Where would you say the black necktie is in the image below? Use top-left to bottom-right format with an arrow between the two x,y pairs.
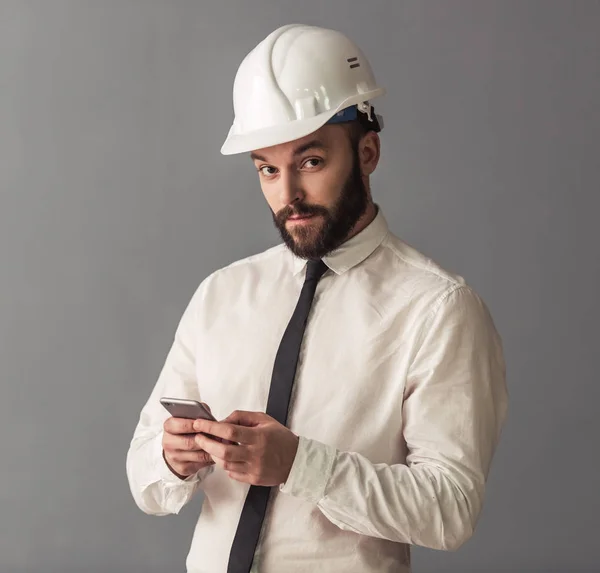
227,258 -> 329,573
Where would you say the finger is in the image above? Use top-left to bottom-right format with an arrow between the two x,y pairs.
211,458 -> 249,473
221,410 -> 267,427
195,433 -> 249,463
226,470 -> 253,484
166,459 -> 215,479
164,417 -> 196,435
166,448 -> 214,465
163,432 -> 205,452
192,419 -> 253,444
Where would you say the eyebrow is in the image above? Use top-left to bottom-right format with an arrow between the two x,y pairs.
250,140 -> 327,163
293,140 -> 326,157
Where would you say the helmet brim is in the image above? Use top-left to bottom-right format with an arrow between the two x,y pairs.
220,88 -> 385,155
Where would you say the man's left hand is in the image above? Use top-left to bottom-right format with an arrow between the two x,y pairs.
193,411 -> 299,486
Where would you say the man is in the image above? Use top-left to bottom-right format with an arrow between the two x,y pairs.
126,24 -> 508,573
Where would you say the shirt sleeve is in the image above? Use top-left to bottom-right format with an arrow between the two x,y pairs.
126,283 -> 215,516
280,285 -> 508,551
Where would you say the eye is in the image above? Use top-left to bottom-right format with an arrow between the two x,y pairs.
258,165 -> 278,177
302,158 -> 323,170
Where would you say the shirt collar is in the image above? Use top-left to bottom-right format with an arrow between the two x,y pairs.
291,205 -> 389,276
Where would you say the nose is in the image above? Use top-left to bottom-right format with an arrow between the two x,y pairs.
278,169 -> 304,208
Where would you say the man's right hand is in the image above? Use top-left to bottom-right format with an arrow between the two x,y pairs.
162,409 -> 216,480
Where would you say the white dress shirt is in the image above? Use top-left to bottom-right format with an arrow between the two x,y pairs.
126,207 -> 508,573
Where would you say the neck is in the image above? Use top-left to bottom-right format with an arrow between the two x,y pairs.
344,201 -> 378,243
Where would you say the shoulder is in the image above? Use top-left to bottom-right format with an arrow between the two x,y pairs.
372,232 -> 471,304
181,243 -> 289,319
373,232 -> 501,334
381,232 -> 466,287
197,242 -> 290,294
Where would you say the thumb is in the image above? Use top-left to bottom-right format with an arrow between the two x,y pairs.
222,409 -> 267,427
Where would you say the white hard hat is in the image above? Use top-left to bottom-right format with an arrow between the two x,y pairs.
220,24 -> 386,155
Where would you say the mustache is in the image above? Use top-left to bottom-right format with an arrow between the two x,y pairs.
275,203 -> 328,224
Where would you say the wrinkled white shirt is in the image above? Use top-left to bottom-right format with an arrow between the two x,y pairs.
126,207 -> 508,573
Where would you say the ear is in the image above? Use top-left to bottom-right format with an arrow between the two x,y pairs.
358,131 -> 380,177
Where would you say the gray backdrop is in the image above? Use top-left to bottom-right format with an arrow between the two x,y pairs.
2,1 -> 599,572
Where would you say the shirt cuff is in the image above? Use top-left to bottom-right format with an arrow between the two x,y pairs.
279,436 -> 337,504
154,432 -> 213,485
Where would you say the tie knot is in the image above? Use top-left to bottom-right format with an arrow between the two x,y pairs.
305,259 -> 328,282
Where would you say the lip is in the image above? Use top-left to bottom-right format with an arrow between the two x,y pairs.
288,214 -> 316,221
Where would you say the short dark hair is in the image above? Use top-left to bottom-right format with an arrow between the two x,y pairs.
346,105 -> 381,148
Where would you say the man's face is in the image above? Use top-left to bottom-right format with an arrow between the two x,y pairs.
250,124 -> 369,260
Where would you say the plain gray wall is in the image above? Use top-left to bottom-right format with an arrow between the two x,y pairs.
2,1 -> 599,572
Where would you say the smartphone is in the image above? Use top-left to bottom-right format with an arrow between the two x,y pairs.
160,397 -> 216,421
160,397 -> 228,443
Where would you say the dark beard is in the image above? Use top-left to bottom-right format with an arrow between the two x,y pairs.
271,149 -> 368,260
